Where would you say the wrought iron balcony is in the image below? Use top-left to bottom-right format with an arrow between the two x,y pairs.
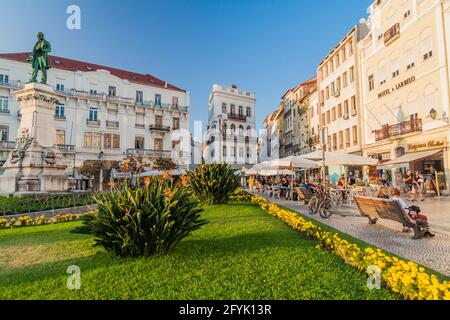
86,119 -> 101,127
375,118 -> 422,141
309,135 -> 320,146
57,144 -> 76,153
126,149 -> 171,158
149,124 -> 171,132
0,141 -> 16,150
54,115 -> 66,120
106,120 -> 120,129
135,123 -> 145,129
384,23 -> 400,46
228,113 -> 247,122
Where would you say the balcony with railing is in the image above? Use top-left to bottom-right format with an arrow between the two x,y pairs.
228,113 -> 247,122
149,124 -> 171,132
0,80 -> 24,90
0,141 -> 16,150
57,144 -> 76,153
86,119 -> 101,127
126,149 -> 171,158
309,135 -> 320,146
384,23 -> 400,46
106,120 -> 120,129
375,118 -> 422,141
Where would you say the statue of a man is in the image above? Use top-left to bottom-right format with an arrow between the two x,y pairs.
27,32 -> 52,84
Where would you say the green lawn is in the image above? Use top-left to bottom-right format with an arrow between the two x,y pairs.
0,203 -> 399,300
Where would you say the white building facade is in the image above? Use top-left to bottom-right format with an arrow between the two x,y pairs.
0,53 -> 191,172
258,107 -> 283,162
204,84 -> 257,167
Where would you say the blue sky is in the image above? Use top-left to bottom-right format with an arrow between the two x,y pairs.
0,0 -> 371,136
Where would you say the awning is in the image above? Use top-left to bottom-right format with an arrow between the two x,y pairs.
381,149 -> 443,166
303,151 -> 378,166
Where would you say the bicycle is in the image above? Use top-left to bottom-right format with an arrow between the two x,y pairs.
308,184 -> 333,219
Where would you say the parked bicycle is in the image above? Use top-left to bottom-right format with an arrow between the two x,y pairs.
307,184 -> 333,219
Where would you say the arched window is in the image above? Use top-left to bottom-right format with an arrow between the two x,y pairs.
377,60 -> 386,85
421,28 -> 433,61
402,42 -> 414,71
407,92 -> 419,117
246,126 -> 252,138
390,51 -> 400,78
424,85 -> 437,114
392,98 -> 404,123
238,125 -> 244,137
230,124 -> 236,136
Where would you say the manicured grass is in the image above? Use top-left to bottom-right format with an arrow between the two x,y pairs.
0,203 -> 399,300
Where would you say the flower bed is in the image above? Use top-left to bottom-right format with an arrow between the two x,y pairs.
0,213 -> 85,230
250,194 -> 449,300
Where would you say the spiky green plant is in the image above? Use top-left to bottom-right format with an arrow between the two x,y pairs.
76,177 -> 206,258
187,164 -> 240,205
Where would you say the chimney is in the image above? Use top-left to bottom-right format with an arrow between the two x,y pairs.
164,81 -> 168,88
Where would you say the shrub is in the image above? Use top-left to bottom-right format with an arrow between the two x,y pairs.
78,177 -> 206,257
187,164 -> 240,205
230,189 -> 252,202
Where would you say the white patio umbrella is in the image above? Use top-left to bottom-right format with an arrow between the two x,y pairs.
302,150 -> 378,166
269,156 -> 318,169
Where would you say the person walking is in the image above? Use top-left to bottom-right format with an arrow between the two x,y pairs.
413,170 -> 424,202
403,169 -> 415,201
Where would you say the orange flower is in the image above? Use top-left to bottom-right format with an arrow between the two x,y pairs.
181,175 -> 188,187
162,172 -> 170,180
107,180 -> 116,188
164,189 -> 172,198
143,177 -> 151,186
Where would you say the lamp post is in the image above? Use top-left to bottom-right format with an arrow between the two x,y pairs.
98,150 -> 104,191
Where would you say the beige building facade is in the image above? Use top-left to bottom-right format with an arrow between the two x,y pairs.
359,0 -> 450,191
318,24 -> 369,157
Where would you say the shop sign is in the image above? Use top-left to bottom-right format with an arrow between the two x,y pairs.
378,76 -> 415,99
407,139 -> 446,152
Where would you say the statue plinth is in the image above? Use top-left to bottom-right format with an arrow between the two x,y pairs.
0,83 -> 69,195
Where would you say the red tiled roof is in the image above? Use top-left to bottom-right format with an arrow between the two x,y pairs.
0,52 -> 186,92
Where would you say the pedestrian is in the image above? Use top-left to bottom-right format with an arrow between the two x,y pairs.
403,169 -> 415,201
413,170 -> 424,202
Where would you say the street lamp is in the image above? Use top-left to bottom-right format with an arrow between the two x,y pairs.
98,150 -> 104,191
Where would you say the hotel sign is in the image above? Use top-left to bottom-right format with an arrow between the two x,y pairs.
407,139 -> 446,152
378,76 -> 415,99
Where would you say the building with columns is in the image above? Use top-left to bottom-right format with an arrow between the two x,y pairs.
359,0 -> 450,191
0,53 -> 191,175
204,84 -> 257,167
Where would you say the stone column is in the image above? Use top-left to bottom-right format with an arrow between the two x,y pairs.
0,83 -> 69,195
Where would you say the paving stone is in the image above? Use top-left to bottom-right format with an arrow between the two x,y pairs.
255,193 -> 450,276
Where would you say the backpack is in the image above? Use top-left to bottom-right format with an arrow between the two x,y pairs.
408,205 -> 421,214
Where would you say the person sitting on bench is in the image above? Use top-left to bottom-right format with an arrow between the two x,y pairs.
391,188 -> 435,237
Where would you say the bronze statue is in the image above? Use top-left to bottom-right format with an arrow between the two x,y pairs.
27,32 -> 52,84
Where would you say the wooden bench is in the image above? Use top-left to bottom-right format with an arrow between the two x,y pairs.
296,187 -> 314,205
354,196 -> 430,239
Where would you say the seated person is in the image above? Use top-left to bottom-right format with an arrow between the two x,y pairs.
391,188 -> 434,237
337,176 -> 347,189
376,186 -> 390,199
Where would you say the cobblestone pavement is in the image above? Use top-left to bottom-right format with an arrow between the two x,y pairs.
254,192 -> 450,276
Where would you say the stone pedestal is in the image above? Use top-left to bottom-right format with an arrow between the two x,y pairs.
0,83 -> 69,196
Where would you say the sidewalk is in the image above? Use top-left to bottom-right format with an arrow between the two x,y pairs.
254,192 -> 450,276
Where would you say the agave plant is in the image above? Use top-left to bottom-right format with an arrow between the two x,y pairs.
186,164 -> 240,205
77,177 -> 206,258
